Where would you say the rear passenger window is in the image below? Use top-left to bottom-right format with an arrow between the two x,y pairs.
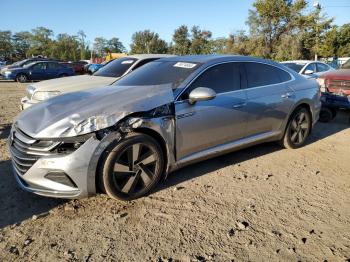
181,63 -> 241,100
245,63 -> 287,88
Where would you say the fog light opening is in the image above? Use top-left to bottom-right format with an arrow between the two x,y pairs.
44,172 -> 77,188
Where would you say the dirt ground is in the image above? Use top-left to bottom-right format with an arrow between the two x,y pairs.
0,80 -> 349,261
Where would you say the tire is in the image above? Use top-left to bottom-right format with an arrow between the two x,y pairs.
281,107 -> 312,149
99,133 -> 164,201
58,74 -> 67,78
319,107 -> 333,123
16,74 -> 28,83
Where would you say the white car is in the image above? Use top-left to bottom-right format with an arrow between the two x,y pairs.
20,54 -> 174,110
281,60 -> 334,78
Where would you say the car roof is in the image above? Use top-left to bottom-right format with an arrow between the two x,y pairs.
157,54 -> 281,66
128,54 -> 176,60
281,60 -> 318,64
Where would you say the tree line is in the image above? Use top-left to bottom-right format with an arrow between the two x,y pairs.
1,0 -> 349,62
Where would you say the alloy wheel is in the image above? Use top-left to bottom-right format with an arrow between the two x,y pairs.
112,142 -> 159,195
289,111 -> 310,145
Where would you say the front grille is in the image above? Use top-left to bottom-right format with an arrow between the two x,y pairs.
328,80 -> 350,90
9,126 -> 60,176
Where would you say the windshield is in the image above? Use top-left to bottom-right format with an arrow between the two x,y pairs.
94,57 -> 137,77
282,63 -> 305,73
115,61 -> 200,89
23,62 -> 37,68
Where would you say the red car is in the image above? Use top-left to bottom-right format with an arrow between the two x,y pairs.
317,62 -> 350,122
59,61 -> 88,75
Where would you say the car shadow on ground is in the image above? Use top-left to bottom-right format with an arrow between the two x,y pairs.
157,110 -> 350,193
0,160 -> 66,229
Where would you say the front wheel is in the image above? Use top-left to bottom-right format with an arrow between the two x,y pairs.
281,107 -> 312,149
99,133 -> 164,201
16,74 -> 28,83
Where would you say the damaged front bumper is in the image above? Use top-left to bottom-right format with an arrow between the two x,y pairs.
8,127 -> 103,199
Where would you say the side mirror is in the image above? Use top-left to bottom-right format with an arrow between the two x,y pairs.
188,87 -> 216,105
304,69 -> 314,75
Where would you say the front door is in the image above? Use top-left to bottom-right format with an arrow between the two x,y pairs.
175,62 -> 248,160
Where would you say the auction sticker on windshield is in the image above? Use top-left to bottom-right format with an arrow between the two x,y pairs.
121,60 -> 135,64
174,62 -> 197,69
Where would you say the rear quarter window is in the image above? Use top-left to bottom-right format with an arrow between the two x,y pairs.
245,62 -> 290,88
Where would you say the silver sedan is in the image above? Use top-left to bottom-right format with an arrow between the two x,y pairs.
9,55 -> 321,200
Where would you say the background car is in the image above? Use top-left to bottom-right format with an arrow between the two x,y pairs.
316,67 -> 350,122
1,61 -> 75,82
9,55 -> 321,201
0,57 -> 56,72
20,54 -> 174,110
281,60 -> 334,78
85,60 -> 113,75
341,59 -> 350,69
59,61 -> 88,75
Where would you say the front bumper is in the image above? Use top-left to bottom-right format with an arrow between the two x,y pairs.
9,132 -> 101,199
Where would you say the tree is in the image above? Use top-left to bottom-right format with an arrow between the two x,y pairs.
130,30 -> 168,54
107,37 -> 126,53
190,26 -> 212,54
93,37 -> 108,57
0,30 -> 13,60
12,31 -> 32,59
247,0 -> 308,59
172,25 -> 191,55
27,27 -> 54,57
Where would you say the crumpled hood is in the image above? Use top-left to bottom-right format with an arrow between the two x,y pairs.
15,84 -> 174,139
30,75 -> 117,93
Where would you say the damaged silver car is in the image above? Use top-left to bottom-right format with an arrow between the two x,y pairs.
8,55 -> 321,200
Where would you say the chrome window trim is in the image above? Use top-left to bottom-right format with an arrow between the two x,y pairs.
175,60 -> 295,103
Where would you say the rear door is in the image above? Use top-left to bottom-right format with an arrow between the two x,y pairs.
243,62 -> 294,137
175,62 -> 248,159
46,62 -> 61,78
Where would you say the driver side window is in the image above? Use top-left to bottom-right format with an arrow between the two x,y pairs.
180,62 -> 241,100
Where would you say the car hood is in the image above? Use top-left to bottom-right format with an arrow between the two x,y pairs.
15,84 -> 174,139
30,75 -> 117,93
320,69 -> 350,80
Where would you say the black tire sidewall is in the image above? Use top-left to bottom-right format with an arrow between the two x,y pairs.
100,133 -> 164,201
285,108 -> 311,149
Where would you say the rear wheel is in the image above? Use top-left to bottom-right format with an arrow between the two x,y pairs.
99,133 -> 164,201
16,74 -> 28,83
281,107 -> 311,149
319,107 -> 333,123
58,73 -> 67,78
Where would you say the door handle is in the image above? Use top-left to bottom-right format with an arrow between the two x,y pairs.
281,92 -> 292,99
232,103 -> 246,108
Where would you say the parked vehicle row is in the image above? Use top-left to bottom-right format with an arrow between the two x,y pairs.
20,54 -> 174,110
281,60 -> 334,78
8,54 -> 321,201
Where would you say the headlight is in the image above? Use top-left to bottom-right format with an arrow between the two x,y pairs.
4,71 -> 12,75
316,78 -> 326,92
32,91 -> 61,101
26,85 -> 36,98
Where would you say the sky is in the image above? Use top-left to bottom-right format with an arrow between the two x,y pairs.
1,0 -> 349,50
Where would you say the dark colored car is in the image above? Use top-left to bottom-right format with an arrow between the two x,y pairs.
60,61 -> 88,75
1,61 -> 75,82
2,58 -> 55,71
317,68 -> 350,122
